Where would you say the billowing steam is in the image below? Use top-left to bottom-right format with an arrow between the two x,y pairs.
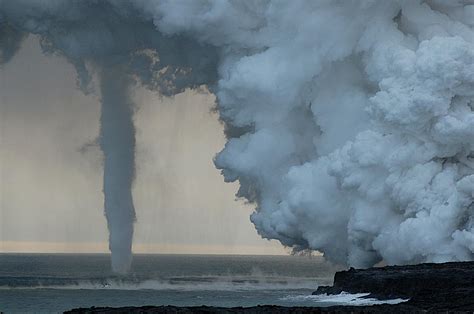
1,0 -> 474,270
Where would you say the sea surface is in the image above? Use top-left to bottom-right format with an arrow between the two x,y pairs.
0,254 -> 401,313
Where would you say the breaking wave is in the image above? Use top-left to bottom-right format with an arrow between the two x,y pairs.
280,292 -> 408,306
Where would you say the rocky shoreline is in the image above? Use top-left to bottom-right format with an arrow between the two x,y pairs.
313,261 -> 474,312
67,261 -> 474,313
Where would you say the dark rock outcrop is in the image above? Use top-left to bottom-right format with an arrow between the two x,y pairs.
65,304 -> 422,313
314,261 -> 474,311
67,261 -> 474,313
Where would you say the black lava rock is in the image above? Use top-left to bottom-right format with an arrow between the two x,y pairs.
313,261 -> 474,311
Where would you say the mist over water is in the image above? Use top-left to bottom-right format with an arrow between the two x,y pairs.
0,254 -> 343,312
1,1 -> 474,270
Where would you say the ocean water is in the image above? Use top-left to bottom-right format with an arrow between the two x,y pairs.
0,254 -> 402,313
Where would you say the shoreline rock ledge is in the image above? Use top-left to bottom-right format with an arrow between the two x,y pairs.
68,261 -> 474,313
313,261 -> 474,311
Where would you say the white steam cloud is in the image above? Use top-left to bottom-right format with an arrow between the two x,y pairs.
1,0 -> 474,269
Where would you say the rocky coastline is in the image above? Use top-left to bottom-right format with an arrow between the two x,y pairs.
67,261 -> 474,313
314,260 -> 474,312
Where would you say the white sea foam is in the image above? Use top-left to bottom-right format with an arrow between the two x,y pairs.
280,292 -> 408,306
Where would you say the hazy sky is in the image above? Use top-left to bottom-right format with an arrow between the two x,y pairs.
0,35 -> 286,255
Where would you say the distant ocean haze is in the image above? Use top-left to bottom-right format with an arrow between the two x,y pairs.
0,254 -> 341,312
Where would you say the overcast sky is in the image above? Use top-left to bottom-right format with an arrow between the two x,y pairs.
0,35 -> 286,255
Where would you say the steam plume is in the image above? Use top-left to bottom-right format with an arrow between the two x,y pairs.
99,65 -> 136,274
0,0 -> 216,272
1,0 -> 474,269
